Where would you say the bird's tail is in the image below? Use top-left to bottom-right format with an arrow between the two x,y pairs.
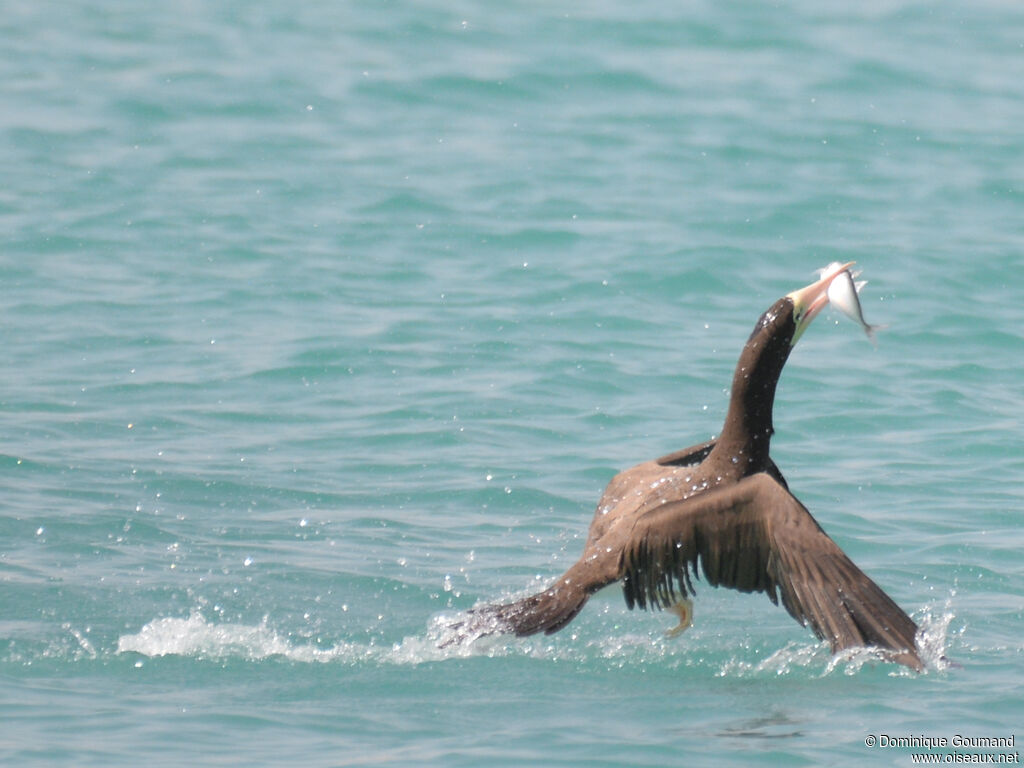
441,574 -> 591,646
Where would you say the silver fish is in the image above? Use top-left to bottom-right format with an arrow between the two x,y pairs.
819,262 -> 887,344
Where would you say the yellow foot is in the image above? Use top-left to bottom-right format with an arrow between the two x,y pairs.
665,598 -> 694,638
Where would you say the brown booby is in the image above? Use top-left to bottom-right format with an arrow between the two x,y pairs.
452,262 -> 922,671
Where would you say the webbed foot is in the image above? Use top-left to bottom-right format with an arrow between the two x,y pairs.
665,598 -> 694,638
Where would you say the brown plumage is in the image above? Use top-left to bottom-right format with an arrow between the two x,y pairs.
451,265 -> 922,671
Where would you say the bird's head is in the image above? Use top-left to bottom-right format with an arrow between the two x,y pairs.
749,261 -> 855,347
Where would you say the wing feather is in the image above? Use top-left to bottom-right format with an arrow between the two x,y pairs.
617,473 -> 922,669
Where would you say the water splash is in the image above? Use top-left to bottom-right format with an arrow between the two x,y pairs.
717,641 -> 829,677
115,590 -> 961,674
716,589 -> 961,678
63,622 -> 98,660
914,588 -> 962,672
116,610 -> 507,666
117,611 -> 346,663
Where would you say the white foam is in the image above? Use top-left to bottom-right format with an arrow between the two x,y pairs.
117,591 -> 960,673
117,611 -> 348,663
716,589 -> 962,678
914,588 -> 962,672
116,610 -> 505,666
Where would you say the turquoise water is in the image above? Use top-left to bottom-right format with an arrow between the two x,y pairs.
3,1 -> 1023,765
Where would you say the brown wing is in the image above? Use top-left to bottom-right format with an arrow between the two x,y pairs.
618,473 -> 922,670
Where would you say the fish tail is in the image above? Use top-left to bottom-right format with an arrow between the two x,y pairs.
865,323 -> 889,346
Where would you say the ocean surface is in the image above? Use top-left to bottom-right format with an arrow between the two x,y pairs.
2,1 -> 1023,765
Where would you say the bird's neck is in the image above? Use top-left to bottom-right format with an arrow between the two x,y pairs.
708,324 -> 792,475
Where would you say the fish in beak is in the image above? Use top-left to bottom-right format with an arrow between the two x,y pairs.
787,260 -> 856,345
825,264 -> 889,345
